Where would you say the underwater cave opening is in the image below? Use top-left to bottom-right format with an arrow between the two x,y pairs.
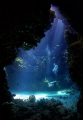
5,5 -> 80,111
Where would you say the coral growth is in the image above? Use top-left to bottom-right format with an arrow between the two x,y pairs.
29,95 -> 36,103
65,31 -> 83,118
1,98 -> 79,120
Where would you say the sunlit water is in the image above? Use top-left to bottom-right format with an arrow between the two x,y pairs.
5,5 -> 80,111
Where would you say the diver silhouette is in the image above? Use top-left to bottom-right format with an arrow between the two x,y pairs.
52,63 -> 58,75
48,81 -> 59,87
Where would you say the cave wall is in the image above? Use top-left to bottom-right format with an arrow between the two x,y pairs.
51,0 -> 83,117
51,0 -> 83,35
0,1 -> 55,118
65,32 -> 83,117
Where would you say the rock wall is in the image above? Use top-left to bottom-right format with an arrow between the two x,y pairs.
0,1 -> 55,119
51,0 -> 83,117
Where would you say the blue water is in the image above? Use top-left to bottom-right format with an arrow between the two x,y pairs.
3,5 -> 80,112
6,5 -> 76,99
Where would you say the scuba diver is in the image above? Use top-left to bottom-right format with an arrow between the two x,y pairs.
48,81 -> 59,87
44,78 -> 60,87
52,63 -> 58,75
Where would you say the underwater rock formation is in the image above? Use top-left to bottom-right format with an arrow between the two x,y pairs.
0,0 -> 55,66
0,68 -> 13,120
51,0 -> 83,35
0,1 -> 55,119
65,30 -> 83,118
29,95 -> 36,103
0,68 -> 12,105
2,98 -> 78,120
50,1 -> 83,117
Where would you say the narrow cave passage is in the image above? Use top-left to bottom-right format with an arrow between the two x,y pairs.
5,5 -> 80,110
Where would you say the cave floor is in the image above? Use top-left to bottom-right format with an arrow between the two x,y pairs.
12,89 -> 80,112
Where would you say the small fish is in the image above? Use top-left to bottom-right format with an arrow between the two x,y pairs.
56,45 -> 59,46
52,57 -> 56,59
17,83 -> 22,87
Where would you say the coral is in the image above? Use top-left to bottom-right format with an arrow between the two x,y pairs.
15,57 -> 23,64
56,105 -> 67,116
15,57 -> 27,68
8,98 -> 79,120
77,95 -> 83,118
29,95 -> 36,103
69,38 -> 83,86
44,78 -> 49,83
2,102 -> 16,120
65,31 -> 83,119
